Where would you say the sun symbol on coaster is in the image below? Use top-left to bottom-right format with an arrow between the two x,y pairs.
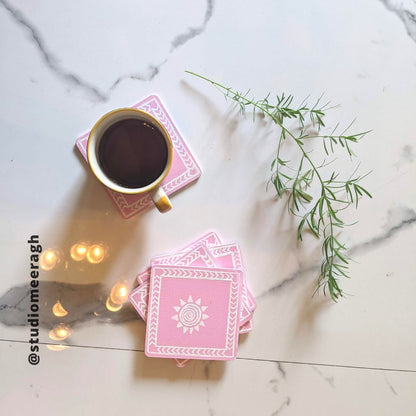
171,295 -> 209,334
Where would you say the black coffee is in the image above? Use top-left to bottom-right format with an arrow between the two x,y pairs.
98,118 -> 168,188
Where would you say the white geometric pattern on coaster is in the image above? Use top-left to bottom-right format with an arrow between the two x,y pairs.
172,296 -> 209,335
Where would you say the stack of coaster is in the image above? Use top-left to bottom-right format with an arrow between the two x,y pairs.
129,232 -> 256,367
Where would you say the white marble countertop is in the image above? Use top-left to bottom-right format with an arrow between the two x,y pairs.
1,0 -> 416,414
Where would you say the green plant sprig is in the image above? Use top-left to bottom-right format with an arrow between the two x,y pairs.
185,70 -> 372,301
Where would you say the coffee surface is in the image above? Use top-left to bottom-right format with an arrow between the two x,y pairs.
98,118 -> 168,188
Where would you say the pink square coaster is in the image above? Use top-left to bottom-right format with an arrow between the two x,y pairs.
130,243 -> 252,328
145,265 -> 242,361
129,285 -> 149,321
150,232 -> 222,268
210,243 -> 257,314
75,95 -> 202,219
157,243 -> 217,368
136,269 -> 152,286
154,243 -> 217,268
130,278 -> 190,368
135,232 -> 222,285
130,243 -> 217,322
179,231 -> 223,252
239,319 -> 253,334
128,232 -> 255,364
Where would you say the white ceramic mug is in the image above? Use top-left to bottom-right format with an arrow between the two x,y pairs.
87,108 -> 173,213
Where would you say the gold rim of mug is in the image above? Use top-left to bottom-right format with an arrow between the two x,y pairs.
87,108 -> 173,195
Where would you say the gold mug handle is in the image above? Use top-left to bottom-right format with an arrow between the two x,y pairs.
149,186 -> 172,213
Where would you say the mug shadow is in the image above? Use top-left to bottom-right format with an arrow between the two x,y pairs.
42,147 -> 145,284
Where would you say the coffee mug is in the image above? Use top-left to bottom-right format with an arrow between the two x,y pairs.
87,108 -> 173,213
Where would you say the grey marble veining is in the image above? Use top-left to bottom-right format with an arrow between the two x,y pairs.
108,62 -> 167,91
1,0 -> 416,411
204,361 -> 216,416
0,0 -> 107,101
380,0 -> 416,43
268,363 -> 287,400
312,366 -> 335,388
273,368 -> 290,414
0,0 -> 215,100
271,397 -> 291,416
349,206 -> 416,255
393,145 -> 415,170
170,0 -> 214,50
258,206 -> 416,299
0,281 -> 137,329
0,207 -> 413,333
277,362 -> 286,378
105,0 -> 215,90
384,373 -> 399,396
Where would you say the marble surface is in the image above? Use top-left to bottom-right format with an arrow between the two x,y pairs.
1,0 -> 416,414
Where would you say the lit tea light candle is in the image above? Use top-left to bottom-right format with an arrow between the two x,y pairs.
40,249 -> 59,271
46,344 -> 69,351
49,324 -> 72,341
86,243 -> 107,264
70,242 -> 89,261
106,280 -> 129,312
109,281 -> 129,305
52,300 -> 68,317
105,297 -> 123,312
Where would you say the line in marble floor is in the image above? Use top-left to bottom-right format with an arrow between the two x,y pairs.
1,338 -> 415,374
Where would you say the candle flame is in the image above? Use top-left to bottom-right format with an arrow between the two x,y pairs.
105,280 -> 129,312
40,249 -> 59,271
70,242 -> 89,261
86,243 -> 107,264
105,297 -> 123,312
52,301 -> 68,317
49,324 -> 72,341
46,344 -> 69,351
109,281 -> 129,305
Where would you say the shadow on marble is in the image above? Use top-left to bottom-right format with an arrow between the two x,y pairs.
292,278 -> 333,340
38,150 -> 144,285
135,353 -> 226,381
0,153 -> 148,343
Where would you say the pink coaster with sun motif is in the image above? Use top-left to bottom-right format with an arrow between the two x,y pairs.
129,233 -> 223,328
75,95 -> 201,219
130,241 -> 253,328
145,265 -> 242,361
129,232 -> 256,365
130,242 -> 220,367
155,242 -> 253,327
